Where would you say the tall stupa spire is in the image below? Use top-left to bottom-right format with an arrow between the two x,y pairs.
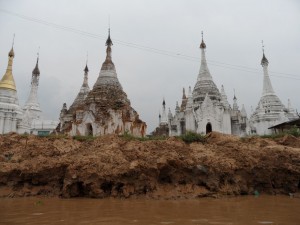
198,31 -> 212,81
0,34 -> 17,91
232,89 -> 239,111
83,52 -> 89,87
193,31 -> 221,103
248,41 -> 299,135
261,41 -> 275,96
23,49 -> 42,116
32,48 -> 40,76
160,98 -> 168,125
68,59 -> 90,112
96,28 -> 117,80
104,28 -> 113,65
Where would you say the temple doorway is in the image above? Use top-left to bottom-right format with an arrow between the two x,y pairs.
206,123 -> 212,134
85,123 -> 93,136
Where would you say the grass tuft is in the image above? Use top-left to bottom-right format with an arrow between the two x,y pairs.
120,132 -> 166,141
73,135 -> 96,142
179,131 -> 206,144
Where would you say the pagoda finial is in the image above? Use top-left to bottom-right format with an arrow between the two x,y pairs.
84,51 -> 89,72
12,33 -> 15,47
232,89 -> 239,111
106,28 -> 113,47
37,46 -> 40,63
8,34 -> 15,57
32,46 -> 40,75
200,31 -> 206,49
233,88 -> 237,100
108,14 -> 110,29
261,40 -> 269,66
182,87 -> 186,99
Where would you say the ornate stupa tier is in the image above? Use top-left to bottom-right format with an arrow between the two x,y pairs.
193,33 -> 221,103
252,94 -> 285,121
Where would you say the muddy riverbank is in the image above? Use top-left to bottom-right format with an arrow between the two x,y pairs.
0,132 -> 300,199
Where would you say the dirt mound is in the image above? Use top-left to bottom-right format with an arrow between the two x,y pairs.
0,133 -> 300,199
277,135 -> 300,148
206,131 -> 240,144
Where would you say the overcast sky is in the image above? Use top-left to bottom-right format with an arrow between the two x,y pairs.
0,0 -> 299,133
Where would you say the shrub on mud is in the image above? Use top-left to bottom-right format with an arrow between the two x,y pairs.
180,131 -> 206,144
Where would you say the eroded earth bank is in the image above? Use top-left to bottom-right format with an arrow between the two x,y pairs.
0,132 -> 300,199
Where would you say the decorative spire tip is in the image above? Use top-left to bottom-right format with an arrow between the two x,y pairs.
37,46 -> 40,63
12,33 -> 15,47
200,31 -> 206,49
233,89 -> 237,100
105,28 -> 113,46
261,40 -> 269,66
8,34 -> 15,57
84,52 -> 89,72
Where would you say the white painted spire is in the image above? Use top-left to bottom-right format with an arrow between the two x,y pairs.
197,31 -> 213,82
168,108 -> 173,120
23,54 -> 42,118
220,85 -> 230,109
261,41 -> 275,96
175,101 -> 180,114
193,32 -> 221,104
160,98 -> 168,125
186,86 -> 193,108
232,89 -> 239,111
180,87 -> 187,111
69,62 -> 90,111
241,104 -> 247,117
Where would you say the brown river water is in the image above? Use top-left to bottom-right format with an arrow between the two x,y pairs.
0,196 -> 299,225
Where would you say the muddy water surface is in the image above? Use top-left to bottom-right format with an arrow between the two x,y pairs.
0,196 -> 299,225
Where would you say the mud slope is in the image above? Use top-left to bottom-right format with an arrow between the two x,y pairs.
0,132 -> 300,199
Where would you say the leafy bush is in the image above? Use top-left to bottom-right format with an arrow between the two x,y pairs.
180,131 -> 206,144
260,126 -> 300,139
286,125 -> 300,137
